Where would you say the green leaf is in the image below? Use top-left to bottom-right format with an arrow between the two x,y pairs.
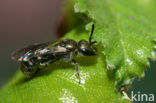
75,0 -> 156,89
0,0 -> 156,103
0,27 -> 130,103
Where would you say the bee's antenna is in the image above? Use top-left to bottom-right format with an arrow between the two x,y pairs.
89,23 -> 95,44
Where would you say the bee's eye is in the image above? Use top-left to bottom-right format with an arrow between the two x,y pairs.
81,48 -> 94,55
80,48 -> 97,56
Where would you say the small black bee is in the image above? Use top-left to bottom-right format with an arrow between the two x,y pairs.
11,24 -> 97,83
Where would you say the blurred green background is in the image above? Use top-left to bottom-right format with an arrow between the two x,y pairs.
0,0 -> 155,102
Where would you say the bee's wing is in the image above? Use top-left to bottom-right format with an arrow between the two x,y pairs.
53,46 -> 68,54
11,42 -> 52,61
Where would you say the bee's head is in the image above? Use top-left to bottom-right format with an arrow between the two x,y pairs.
78,40 -> 97,56
78,24 -> 97,56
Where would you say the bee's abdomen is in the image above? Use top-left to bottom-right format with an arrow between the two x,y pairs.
20,61 -> 38,76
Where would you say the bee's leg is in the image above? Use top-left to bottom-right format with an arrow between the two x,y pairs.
91,41 -> 97,45
72,59 -> 81,84
40,59 -> 56,67
40,61 -> 50,67
40,63 -> 46,67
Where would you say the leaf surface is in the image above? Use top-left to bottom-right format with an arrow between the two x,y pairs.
0,0 -> 156,103
75,0 -> 156,88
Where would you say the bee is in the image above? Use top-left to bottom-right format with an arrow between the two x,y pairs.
11,24 -> 97,83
